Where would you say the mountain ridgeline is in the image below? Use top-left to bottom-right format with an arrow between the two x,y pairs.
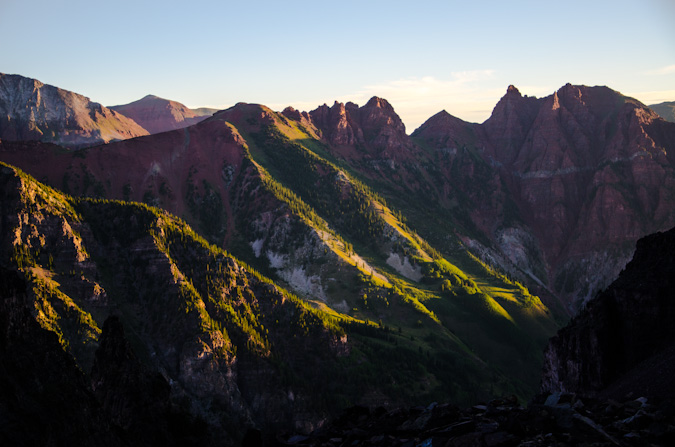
0,73 -> 148,148
1,73 -> 675,442
110,94 -> 218,134
649,100 -> 675,123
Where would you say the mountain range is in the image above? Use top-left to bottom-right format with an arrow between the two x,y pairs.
649,100 -> 675,123
3,74 -> 674,315
1,73 -> 674,443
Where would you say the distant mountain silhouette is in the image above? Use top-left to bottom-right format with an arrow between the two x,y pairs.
110,94 -> 218,134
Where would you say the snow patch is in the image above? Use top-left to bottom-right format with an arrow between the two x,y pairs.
266,251 -> 287,269
265,250 -> 328,300
496,228 -> 531,271
285,267 -> 327,301
386,253 -> 423,282
333,300 -> 349,313
250,239 -> 264,257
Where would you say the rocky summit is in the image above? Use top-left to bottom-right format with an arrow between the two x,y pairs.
0,73 -> 148,148
110,94 -> 218,135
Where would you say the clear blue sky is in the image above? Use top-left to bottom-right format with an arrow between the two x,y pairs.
1,0 -> 673,131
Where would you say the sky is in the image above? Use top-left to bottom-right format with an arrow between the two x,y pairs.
1,0 -> 674,131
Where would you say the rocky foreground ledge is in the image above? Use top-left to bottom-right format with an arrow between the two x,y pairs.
275,393 -> 675,447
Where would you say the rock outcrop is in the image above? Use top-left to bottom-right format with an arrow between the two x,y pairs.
110,94 -> 218,134
541,226 -> 675,399
0,73 -> 148,148
309,97 -> 416,161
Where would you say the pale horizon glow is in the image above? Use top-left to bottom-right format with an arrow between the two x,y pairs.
1,0 -> 673,132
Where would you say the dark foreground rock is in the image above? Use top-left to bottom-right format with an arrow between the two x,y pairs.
541,226 -> 675,397
278,393 -> 675,446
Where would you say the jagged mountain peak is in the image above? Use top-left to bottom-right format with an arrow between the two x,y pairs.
417,109 -> 470,127
506,84 -> 522,97
308,96 -> 411,156
364,96 -> 393,110
281,105 -> 302,121
546,84 -> 658,121
361,96 -> 406,133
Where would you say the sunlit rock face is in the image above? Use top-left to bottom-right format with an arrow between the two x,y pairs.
309,97 -> 416,162
0,73 -> 148,148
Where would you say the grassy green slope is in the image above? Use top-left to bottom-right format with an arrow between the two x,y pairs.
1,161 -> 521,419
216,108 -> 560,399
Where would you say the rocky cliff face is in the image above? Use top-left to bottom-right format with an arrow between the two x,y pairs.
414,84 -> 675,311
541,226 -> 675,398
309,97 -> 417,162
0,73 -> 148,148
110,94 -> 217,134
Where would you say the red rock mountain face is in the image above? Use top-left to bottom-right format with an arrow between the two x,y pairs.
0,113 -> 250,248
309,97 -> 418,163
0,73 -> 148,148
291,85 -> 675,312
110,95 -> 218,135
413,84 -> 675,311
1,78 -> 673,314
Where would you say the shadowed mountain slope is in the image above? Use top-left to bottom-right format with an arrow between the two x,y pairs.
0,161 -> 557,443
541,225 -> 675,399
7,80 -> 673,408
